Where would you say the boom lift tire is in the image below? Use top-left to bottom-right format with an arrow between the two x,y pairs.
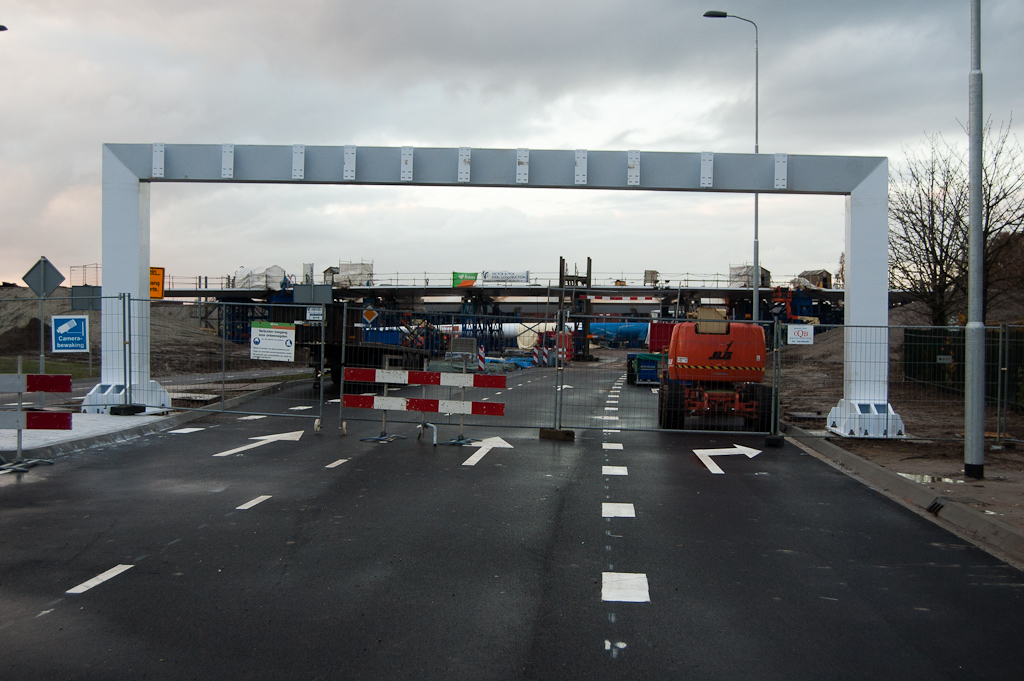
658,383 -> 683,430
749,383 -> 775,433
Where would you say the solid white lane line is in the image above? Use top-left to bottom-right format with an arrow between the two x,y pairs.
602,572 -> 650,602
236,495 -> 272,510
602,443 -> 623,450
66,564 -> 134,594
325,458 -> 349,468
603,466 -> 628,476
168,427 -> 205,434
602,503 -> 636,518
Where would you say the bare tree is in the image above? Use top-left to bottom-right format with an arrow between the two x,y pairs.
888,133 -> 968,326
888,119 -> 1024,325
975,120 -> 1024,318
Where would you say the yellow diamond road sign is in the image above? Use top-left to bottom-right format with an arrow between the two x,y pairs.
362,308 -> 378,325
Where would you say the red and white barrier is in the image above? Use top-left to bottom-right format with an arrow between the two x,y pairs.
344,368 -> 505,389
532,346 -> 540,366
0,374 -> 72,393
478,346 -> 485,372
579,295 -> 660,302
0,411 -> 73,430
342,395 -> 504,416
0,373 -> 73,432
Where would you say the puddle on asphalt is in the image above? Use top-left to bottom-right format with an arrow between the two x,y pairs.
897,472 -> 964,484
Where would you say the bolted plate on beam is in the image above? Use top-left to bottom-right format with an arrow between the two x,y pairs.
23,257 -> 64,299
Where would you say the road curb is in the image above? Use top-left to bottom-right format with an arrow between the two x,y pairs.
784,424 -> 1024,568
2,381 -> 298,460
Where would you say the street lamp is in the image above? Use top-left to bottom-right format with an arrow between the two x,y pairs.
0,26 -> 8,31
703,9 -> 761,324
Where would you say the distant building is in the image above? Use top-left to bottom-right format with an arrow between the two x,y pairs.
798,269 -> 832,289
729,265 -> 771,289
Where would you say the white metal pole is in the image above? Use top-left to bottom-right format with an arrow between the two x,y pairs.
752,18 -> 759,325
965,0 -> 985,478
705,12 -> 760,323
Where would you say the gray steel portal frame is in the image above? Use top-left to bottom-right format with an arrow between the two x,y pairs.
93,143 -> 899,436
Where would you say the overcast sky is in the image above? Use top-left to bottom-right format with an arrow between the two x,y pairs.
2,0 -> 1022,288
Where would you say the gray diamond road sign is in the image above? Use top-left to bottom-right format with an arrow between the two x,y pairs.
22,256 -> 64,299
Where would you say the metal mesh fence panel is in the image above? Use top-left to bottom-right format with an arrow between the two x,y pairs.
558,314 -> 776,433
335,308 -> 559,433
0,292 -> 101,376
778,324 -> 1017,442
142,298 -> 324,419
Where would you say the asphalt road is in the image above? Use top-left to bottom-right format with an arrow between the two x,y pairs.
2,381 -> 1023,680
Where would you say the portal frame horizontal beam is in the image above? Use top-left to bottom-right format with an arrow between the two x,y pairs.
106,143 -> 884,196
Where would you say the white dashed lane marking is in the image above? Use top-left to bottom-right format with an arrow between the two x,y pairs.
602,572 -> 650,602
325,459 -> 349,468
603,466 -> 628,476
168,427 -> 204,434
66,564 -> 134,595
602,503 -> 636,518
602,443 -> 623,450
236,495 -> 272,510
237,415 -> 268,421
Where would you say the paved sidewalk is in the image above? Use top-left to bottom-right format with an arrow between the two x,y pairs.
1,412 -> 192,459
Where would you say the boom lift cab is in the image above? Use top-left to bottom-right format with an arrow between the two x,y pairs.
658,311 -> 771,431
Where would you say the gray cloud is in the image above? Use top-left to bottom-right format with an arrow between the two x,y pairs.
1,0 -> 1021,285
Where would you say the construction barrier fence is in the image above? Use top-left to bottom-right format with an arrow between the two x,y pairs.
2,286 -> 1023,444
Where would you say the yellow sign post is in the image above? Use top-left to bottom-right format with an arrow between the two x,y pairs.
149,267 -> 165,300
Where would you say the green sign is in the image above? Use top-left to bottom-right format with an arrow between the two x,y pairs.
453,272 -> 478,288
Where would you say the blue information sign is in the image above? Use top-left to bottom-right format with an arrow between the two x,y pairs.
51,315 -> 90,353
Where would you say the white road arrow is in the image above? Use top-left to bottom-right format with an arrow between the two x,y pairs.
693,444 -> 761,475
213,430 -> 304,457
461,436 -> 513,466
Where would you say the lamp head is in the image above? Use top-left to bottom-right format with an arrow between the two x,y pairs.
702,11 -> 728,18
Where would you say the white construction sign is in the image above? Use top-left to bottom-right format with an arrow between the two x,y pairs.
787,324 -> 815,345
250,321 -> 296,362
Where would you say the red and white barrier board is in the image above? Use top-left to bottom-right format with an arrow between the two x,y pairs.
0,374 -> 73,393
344,368 -> 505,389
0,373 -> 74,432
579,295 -> 660,302
0,411 -> 73,430
342,395 -> 504,416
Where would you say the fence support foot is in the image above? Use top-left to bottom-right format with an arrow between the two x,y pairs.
360,431 -> 407,444
540,428 -> 575,442
418,423 -> 438,446
442,434 -> 480,446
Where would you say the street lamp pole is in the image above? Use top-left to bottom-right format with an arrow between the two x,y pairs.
965,0 -> 984,478
703,10 -> 760,324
